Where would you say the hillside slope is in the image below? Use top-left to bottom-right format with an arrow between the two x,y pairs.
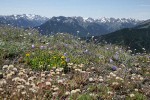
95,20 -> 150,52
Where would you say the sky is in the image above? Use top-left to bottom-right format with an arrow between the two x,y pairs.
0,0 -> 150,20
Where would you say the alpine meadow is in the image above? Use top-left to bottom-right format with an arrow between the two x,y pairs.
0,0 -> 150,99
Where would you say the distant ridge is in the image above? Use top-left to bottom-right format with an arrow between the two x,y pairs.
36,16 -> 142,37
95,19 -> 150,52
0,14 -> 49,28
0,14 -> 144,37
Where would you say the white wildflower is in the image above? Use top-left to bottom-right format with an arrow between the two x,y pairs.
41,73 -> 45,77
57,79 -> 63,84
12,68 -> 18,72
30,83 -> 36,87
110,72 -> 116,77
0,88 -> 3,91
6,73 -> 13,79
112,82 -> 119,86
71,90 -> 76,94
45,82 -> 51,86
56,68 -> 63,72
65,91 -> 70,95
129,93 -> 135,98
62,74 -> 66,76
99,78 -> 104,82
29,88 -> 37,93
75,89 -> 81,92
75,68 -> 82,72
91,67 -> 95,70
139,77 -> 144,81
12,77 -> 20,82
21,91 -> 26,95
135,89 -> 138,92
99,76 -> 103,79
0,79 -> 7,86
71,89 -> 81,94
79,64 -> 84,68
41,78 -> 45,83
52,92 -> 58,96
89,78 -> 94,82
17,85 -> 25,89
56,72 -> 60,75
68,63 -> 73,66
8,65 -> 14,70
53,87 -> 59,91
50,71 -> 55,75
2,65 -> 9,70
28,76 -> 36,81
18,72 -> 24,76
107,91 -> 113,95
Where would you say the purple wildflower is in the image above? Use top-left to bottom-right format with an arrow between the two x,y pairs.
64,53 -> 67,57
40,46 -> 44,50
32,44 -> 35,48
109,59 -> 113,63
112,66 -> 117,71
66,58 -> 70,62
84,49 -> 88,53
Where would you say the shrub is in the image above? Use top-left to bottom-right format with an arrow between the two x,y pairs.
24,49 -> 67,71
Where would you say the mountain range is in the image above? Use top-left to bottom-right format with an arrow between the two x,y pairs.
0,14 -> 142,37
0,14 -> 49,28
37,16 -> 142,37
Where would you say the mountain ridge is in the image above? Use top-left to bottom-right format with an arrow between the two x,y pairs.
0,14 -> 49,28
0,14 -> 144,37
94,20 -> 150,52
36,16 -> 142,37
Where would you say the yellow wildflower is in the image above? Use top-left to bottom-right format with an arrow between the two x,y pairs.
26,53 -> 30,57
61,56 -> 65,59
61,61 -> 66,65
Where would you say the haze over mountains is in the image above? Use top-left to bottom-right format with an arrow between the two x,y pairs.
0,14 -> 142,37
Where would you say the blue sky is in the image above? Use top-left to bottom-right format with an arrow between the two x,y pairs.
0,0 -> 150,20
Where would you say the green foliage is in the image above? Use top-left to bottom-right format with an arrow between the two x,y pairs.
77,94 -> 94,100
126,92 -> 147,100
24,50 -> 67,70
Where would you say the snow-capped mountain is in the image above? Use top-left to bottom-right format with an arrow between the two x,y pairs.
37,16 -> 143,37
0,14 -> 49,28
0,14 -> 144,37
73,16 -> 140,24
